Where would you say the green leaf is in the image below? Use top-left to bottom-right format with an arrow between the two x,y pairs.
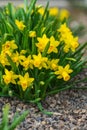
0,104 -> 10,130
66,57 -> 76,62
36,1 -> 49,28
9,110 -> 29,130
30,98 -> 41,103
73,42 -> 87,56
37,102 -> 53,115
42,41 -> 50,57
27,0 -> 37,18
5,21 -> 13,34
6,54 -> 18,72
7,3 -> 15,20
47,85 -> 73,95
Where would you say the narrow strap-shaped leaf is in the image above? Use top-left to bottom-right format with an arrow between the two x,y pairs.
7,3 -> 15,20
27,0 -> 37,18
37,102 -> 53,115
9,110 -> 29,130
47,85 -> 73,95
42,41 -> 50,57
36,1 -> 49,28
1,104 -> 10,130
6,54 -> 18,72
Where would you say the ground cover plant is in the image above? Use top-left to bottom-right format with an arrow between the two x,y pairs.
0,0 -> 87,113
0,104 -> 29,130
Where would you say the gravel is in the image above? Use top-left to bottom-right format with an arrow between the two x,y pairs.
0,72 -> 87,130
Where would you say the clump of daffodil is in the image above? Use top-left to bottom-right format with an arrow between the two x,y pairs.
0,0 -> 86,108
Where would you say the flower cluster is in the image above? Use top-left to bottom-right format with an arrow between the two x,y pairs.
58,23 -> 79,52
0,0 -> 86,104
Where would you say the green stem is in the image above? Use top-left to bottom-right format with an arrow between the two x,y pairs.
42,75 -> 55,99
19,86 -> 23,99
73,87 -> 87,90
37,102 -> 53,115
34,69 -> 40,99
24,0 -> 28,12
32,38 -> 36,54
2,85 -> 9,94
47,85 -> 72,95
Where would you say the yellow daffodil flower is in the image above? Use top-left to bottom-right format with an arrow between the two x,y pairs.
18,73 -> 34,91
58,23 -> 71,34
2,40 -> 18,51
36,34 -> 49,52
70,37 -> 79,52
47,59 -> 59,71
0,52 -> 10,66
15,19 -> 26,31
29,31 -> 36,37
38,7 -> 45,15
49,7 -> 59,16
21,55 -> 33,70
47,36 -> 60,54
59,9 -> 70,21
20,50 -> 27,54
33,53 -> 48,69
55,64 -> 73,81
3,69 -> 18,85
11,51 -> 26,66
